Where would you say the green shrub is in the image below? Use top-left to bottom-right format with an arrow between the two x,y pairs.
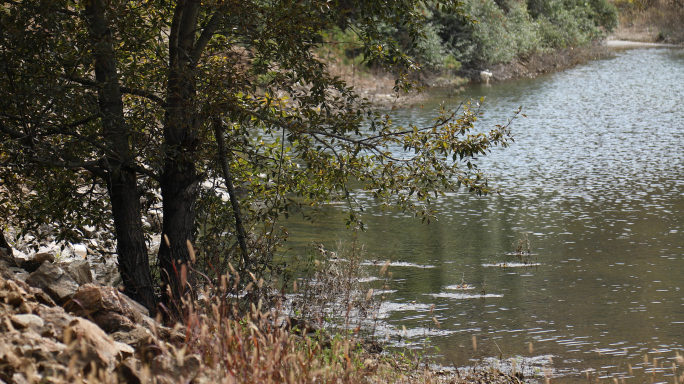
506,1 -> 542,56
431,0 -> 618,66
413,21 -> 449,68
587,0 -> 619,32
443,54 -> 462,70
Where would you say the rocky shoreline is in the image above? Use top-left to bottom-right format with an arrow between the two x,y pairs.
0,245 -> 198,384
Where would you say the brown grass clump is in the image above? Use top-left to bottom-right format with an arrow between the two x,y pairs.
142,277 -> 441,384
2,240 -> 529,383
123,241 -> 416,383
288,243 -> 385,337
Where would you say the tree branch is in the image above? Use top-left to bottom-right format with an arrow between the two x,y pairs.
120,86 -> 166,107
63,75 -> 165,106
190,12 -> 222,66
29,156 -> 100,169
213,117 -> 250,267
125,163 -> 161,183
169,0 -> 186,68
0,121 -> 28,140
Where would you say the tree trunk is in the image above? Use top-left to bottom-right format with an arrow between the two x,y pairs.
107,173 -> 157,310
84,0 -> 156,312
158,0 -> 202,305
158,158 -> 198,301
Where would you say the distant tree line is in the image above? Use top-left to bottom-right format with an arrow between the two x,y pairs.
375,0 -> 619,69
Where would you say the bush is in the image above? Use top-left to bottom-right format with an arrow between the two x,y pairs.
432,0 -> 618,66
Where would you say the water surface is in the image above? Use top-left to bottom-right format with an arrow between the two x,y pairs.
285,46 -> 684,383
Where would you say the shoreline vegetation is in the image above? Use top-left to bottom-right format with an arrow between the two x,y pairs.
349,29 -> 682,108
344,0 -> 684,108
2,1 -> 683,384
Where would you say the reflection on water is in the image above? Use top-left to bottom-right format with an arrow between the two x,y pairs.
284,47 -> 684,382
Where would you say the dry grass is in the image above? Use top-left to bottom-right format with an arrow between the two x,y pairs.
131,242 -> 436,383
5,241 -> 530,383
135,243 -> 519,383
288,243 -> 386,337
137,267 -> 450,384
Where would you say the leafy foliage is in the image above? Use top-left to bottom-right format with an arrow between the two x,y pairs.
432,0 -> 618,66
0,0 -> 514,309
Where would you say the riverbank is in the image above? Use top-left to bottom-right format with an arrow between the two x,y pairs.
457,43 -> 615,84
0,244 -> 530,384
349,32 -> 681,107
611,2 -> 684,45
341,41 -> 615,108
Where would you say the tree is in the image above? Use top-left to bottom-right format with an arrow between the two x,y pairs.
0,0 -> 514,313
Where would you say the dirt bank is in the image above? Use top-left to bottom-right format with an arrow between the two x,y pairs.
610,22 -> 660,43
343,42 -> 616,105
612,5 -> 684,45
457,43 -> 615,84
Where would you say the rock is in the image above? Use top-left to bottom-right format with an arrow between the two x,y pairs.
56,259 -> 93,286
285,317 -> 319,336
10,314 -> 44,330
20,259 -> 40,272
6,278 -> 30,293
111,324 -> 152,344
12,373 -> 30,384
35,305 -> 75,340
0,229 -> 14,257
0,246 -> 19,269
363,358 -> 378,371
117,357 -> 143,384
0,247 -> 18,280
139,314 -> 185,344
21,252 -> 55,273
66,284 -> 139,333
2,329 -> 66,367
17,301 -> 35,315
90,311 -> 136,333
121,293 -> 150,318
0,279 -> 27,307
31,288 -> 56,307
25,262 -> 79,305
91,257 -> 122,286
111,325 -> 155,349
0,279 -> 55,312
150,354 -> 201,384
0,267 -> 14,280
34,252 -> 55,264
6,291 -> 24,306
0,274 -> 158,383
68,243 -> 88,259
12,271 -> 29,281
361,339 -> 383,354
58,317 -> 134,372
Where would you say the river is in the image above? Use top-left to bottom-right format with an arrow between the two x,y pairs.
283,45 -> 684,382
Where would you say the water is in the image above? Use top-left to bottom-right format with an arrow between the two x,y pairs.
283,46 -> 684,382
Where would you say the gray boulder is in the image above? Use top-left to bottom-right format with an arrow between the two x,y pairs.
56,259 -> 93,286
25,262 -> 79,305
